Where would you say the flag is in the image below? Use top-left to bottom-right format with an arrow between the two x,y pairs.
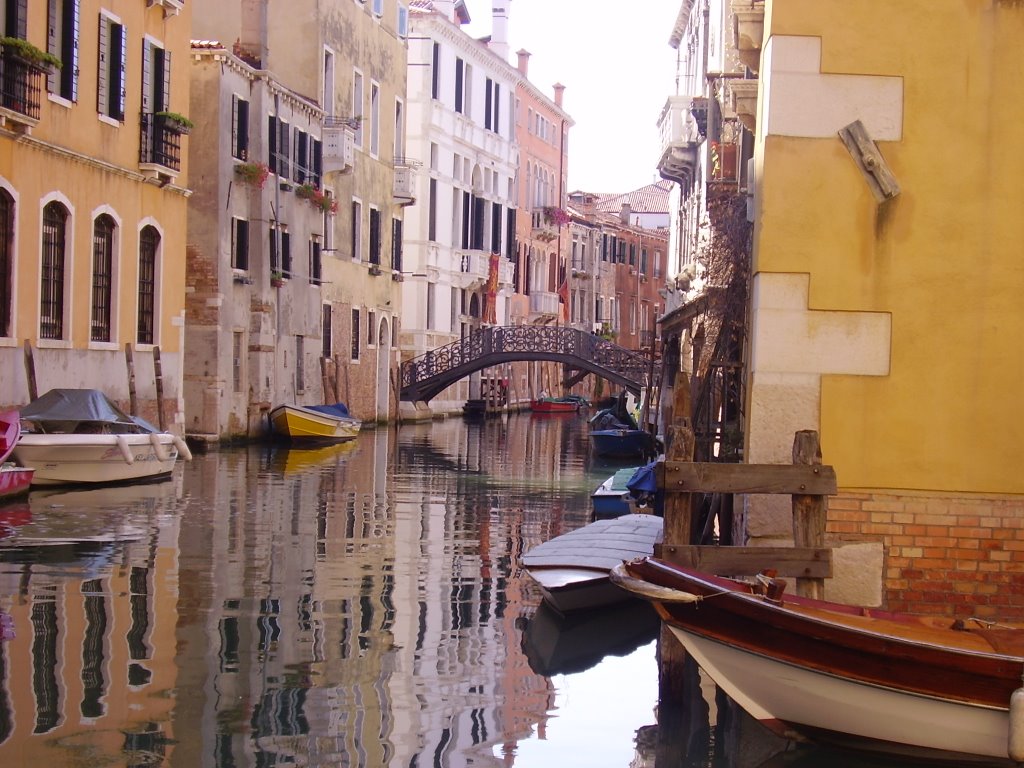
558,276 -> 569,321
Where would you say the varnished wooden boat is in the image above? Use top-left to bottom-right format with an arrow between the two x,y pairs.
611,556 -> 1024,765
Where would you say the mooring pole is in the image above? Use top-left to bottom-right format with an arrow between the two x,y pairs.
125,343 -> 138,416
23,339 -> 38,401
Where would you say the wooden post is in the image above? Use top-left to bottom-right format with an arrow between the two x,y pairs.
792,430 -> 826,599
153,345 -> 165,430
23,340 -> 38,401
320,356 -> 330,403
125,343 -> 138,416
333,355 -> 342,403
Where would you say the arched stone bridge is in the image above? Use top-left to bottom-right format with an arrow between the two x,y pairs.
400,325 -> 657,403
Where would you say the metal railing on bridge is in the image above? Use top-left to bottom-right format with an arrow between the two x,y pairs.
400,325 -> 657,403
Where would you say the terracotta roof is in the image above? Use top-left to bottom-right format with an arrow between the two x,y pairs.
594,181 -> 673,215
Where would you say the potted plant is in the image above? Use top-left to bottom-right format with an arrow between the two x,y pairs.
542,206 -> 571,228
0,37 -> 62,71
270,270 -> 286,288
234,161 -> 270,189
295,183 -> 317,201
155,110 -> 194,135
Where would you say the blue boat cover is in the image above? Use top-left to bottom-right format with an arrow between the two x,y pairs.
306,403 -> 351,419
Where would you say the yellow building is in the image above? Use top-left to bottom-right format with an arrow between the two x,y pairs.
746,0 -> 1024,614
0,1 -> 191,429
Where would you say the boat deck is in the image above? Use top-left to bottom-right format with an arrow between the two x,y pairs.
523,513 -> 663,571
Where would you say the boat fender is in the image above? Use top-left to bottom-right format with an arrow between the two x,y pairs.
116,435 -> 135,465
171,435 -> 193,462
1010,672 -> 1024,762
149,432 -> 169,462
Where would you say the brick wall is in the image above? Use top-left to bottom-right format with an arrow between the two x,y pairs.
829,491 -> 1024,619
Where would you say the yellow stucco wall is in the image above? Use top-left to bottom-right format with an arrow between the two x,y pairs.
751,0 -> 1024,494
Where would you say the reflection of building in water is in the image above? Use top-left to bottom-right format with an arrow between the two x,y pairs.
0,482 -> 184,763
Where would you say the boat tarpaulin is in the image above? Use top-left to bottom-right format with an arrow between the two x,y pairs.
20,389 -> 154,433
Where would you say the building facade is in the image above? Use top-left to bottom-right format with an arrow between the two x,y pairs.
400,0 -> 520,416
0,0 -> 192,430
187,0 -> 409,438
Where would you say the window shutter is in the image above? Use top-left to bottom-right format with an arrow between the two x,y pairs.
161,49 -> 172,113
282,231 -> 292,275
236,220 -> 249,271
312,139 -> 322,187
231,95 -> 239,157
454,58 -> 463,113
69,0 -> 79,101
47,0 -> 57,92
116,24 -> 126,119
97,16 -> 108,114
14,0 -> 27,38
484,80 -> 492,130
237,98 -> 249,159
141,40 -> 153,114
279,122 -> 290,179
493,84 -> 500,135
269,226 -> 278,272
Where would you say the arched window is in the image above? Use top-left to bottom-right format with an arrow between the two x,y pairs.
138,226 -> 159,344
0,190 -> 12,337
41,202 -> 68,340
91,214 -> 116,342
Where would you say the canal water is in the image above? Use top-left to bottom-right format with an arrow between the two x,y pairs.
0,412 -> 914,767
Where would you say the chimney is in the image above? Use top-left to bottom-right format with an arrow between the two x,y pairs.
516,48 -> 530,77
490,0 -> 510,62
553,83 -> 565,108
620,203 -> 632,225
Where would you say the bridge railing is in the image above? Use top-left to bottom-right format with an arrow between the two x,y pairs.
400,325 -> 654,391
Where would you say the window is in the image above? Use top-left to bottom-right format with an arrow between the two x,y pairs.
231,218 -> 249,270
352,70 -> 364,147
141,39 -> 170,116
394,98 -> 404,159
351,200 -> 362,260
397,4 -> 408,38
40,202 -> 68,340
311,138 -> 323,188
490,202 -> 501,254
0,190 -> 12,337
281,229 -> 292,276
296,336 -> 305,392
309,238 -> 321,284
369,207 -> 380,265
454,57 -> 463,114
367,311 -> 376,347
97,14 -> 126,120
350,308 -> 360,361
91,214 -> 115,342
391,217 -> 402,272
321,304 -> 332,359
138,226 -> 158,344
430,43 -> 440,100
48,0 -> 80,101
232,95 -> 250,160
369,81 -> 379,157
293,129 -> 309,183
484,79 -> 499,133
372,0 -> 383,16
268,116 -> 290,177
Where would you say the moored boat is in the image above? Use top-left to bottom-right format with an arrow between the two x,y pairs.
611,556 -> 1024,765
270,403 -> 360,442
12,390 -> 189,487
522,513 -> 663,614
530,397 -> 581,413
0,410 -> 33,500
591,466 -> 639,518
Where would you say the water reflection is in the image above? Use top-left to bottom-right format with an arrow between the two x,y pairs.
0,414 -> 928,767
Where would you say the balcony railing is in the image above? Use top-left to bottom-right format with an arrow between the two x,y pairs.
529,291 -> 559,316
0,46 -> 45,126
322,117 -> 355,174
394,156 -> 419,206
457,249 -> 489,282
139,112 -> 182,174
656,95 -> 702,186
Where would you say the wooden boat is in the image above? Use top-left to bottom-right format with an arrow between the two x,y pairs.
270,403 -> 360,442
522,514 -> 663,614
590,467 -> 639,519
530,397 -> 580,413
0,410 -> 33,500
589,427 -> 657,459
12,390 -> 190,487
611,556 -> 1024,765
462,399 -> 487,419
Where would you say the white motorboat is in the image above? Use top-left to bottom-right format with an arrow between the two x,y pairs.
12,389 -> 191,486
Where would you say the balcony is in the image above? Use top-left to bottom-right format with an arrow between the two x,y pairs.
529,291 -> 559,317
456,249 -> 489,288
0,45 -> 47,132
727,79 -> 759,133
657,95 -> 702,186
393,157 -> 420,206
148,0 -> 185,17
322,118 -> 355,174
731,0 -> 765,73
139,112 -> 183,179
530,210 -> 558,243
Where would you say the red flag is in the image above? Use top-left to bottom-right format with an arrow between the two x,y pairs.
558,277 -> 569,321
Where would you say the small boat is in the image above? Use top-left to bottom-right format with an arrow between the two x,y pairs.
270,403 -> 360,442
588,394 -> 658,459
522,513 -> 663,614
0,410 -> 33,501
590,466 -> 640,518
530,397 -> 581,413
611,556 -> 1024,765
462,399 -> 487,419
12,389 -> 190,487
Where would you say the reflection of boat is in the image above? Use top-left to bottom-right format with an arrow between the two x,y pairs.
521,599 -> 660,677
270,403 -> 360,441
530,397 -> 580,414
611,556 -> 1024,766
0,410 -> 33,500
590,467 -> 639,519
13,389 -> 190,486
277,441 -> 357,473
522,513 -> 663,614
